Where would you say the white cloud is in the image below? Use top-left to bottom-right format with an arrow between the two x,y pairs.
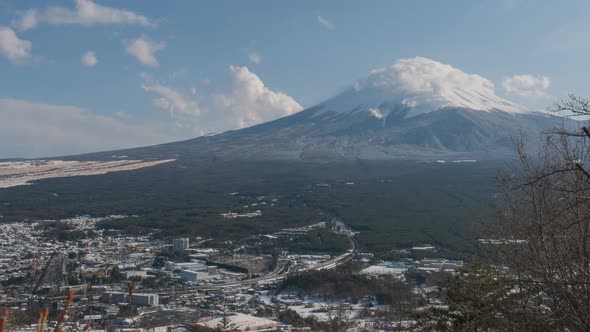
13,9 -> 38,31
215,65 -> 303,128
0,26 -> 32,63
317,15 -> 335,30
502,74 -> 551,98
126,37 -> 165,67
347,57 -> 524,115
0,98 -> 176,158
142,83 -> 201,118
13,0 -> 153,31
140,66 -> 302,134
81,51 -> 98,67
248,52 -> 262,64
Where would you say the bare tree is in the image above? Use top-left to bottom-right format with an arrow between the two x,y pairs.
490,95 -> 590,330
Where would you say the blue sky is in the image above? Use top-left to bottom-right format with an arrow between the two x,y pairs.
0,0 -> 589,157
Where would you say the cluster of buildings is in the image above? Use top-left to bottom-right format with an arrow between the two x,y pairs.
273,222 -> 327,238
0,214 -> 469,331
359,257 -> 464,281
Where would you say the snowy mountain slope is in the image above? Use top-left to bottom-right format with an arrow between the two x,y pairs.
97,104 -> 560,162
200,106 -> 556,161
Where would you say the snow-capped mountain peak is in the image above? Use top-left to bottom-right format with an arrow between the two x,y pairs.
316,57 -> 526,118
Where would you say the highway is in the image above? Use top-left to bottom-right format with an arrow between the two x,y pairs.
162,233 -> 358,294
198,233 -> 357,290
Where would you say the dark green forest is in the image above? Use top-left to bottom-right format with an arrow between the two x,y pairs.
0,159 -> 503,255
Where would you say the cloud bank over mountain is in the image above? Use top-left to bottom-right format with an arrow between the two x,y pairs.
342,57 -> 525,117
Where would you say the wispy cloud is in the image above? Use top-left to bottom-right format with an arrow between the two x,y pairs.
317,15 -> 335,30
12,0 -> 154,31
114,111 -> 130,120
248,52 -> 262,64
125,37 -> 165,67
142,83 -> 202,118
0,98 -> 174,158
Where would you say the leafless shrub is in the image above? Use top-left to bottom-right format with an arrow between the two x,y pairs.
490,95 -> 590,330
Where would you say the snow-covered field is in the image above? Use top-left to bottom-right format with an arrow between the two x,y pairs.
0,159 -> 175,188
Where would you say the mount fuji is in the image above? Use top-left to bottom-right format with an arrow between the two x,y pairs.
0,58 -> 568,250
90,57 -> 564,162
